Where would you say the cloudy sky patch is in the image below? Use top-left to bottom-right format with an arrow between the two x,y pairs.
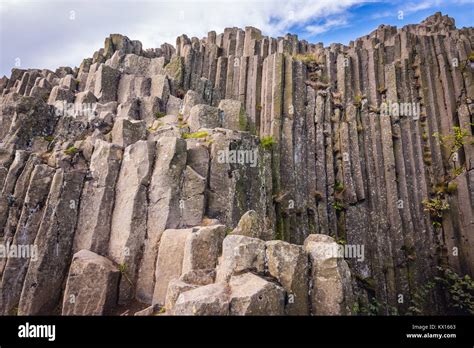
0,0 -> 472,76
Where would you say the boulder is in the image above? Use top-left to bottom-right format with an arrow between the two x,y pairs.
180,269 -> 216,286
165,279 -> 198,313
216,235 -> 265,282
230,210 -> 264,239
62,250 -> 120,315
173,283 -> 230,315
229,272 -> 285,315
166,95 -> 183,115
266,240 -> 309,315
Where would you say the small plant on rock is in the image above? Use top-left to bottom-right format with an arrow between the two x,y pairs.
260,136 -> 276,150
155,111 -> 166,119
182,131 -> 209,139
333,200 -> 345,211
64,146 -> 78,156
422,197 -> 449,222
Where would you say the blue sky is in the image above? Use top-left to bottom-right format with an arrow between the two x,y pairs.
0,0 -> 473,77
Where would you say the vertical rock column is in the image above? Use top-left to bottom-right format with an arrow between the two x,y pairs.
108,140 -> 155,304
18,168 -> 85,315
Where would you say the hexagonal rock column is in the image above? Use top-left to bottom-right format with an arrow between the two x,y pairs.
218,99 -> 248,131
152,228 -> 194,306
187,104 -> 220,132
62,250 -> 120,315
304,234 -> 354,315
266,240 -> 310,315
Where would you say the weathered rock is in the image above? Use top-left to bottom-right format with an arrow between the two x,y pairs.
108,140 -> 155,304
94,64 -> 121,102
18,168 -> 85,315
135,137 -> 187,304
0,164 -> 54,314
187,104 -> 220,132
62,250 -> 120,315
152,228 -> 193,305
180,166 -> 206,226
180,269 -> 216,286
73,140 -> 123,255
182,225 -> 226,273
165,279 -> 198,313
181,90 -> 203,118
304,234 -> 354,315
166,95 -> 183,115
229,272 -> 285,315
150,74 -> 170,104
266,240 -> 309,315
111,118 -> 147,147
48,86 -> 75,104
230,210 -> 264,239
216,235 -> 266,282
218,99 -> 247,131
173,283 -> 230,315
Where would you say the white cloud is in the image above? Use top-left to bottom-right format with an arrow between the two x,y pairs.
305,18 -> 349,35
0,0 -> 369,75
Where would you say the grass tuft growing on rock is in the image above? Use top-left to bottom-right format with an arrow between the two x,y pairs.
64,146 -> 78,156
155,111 -> 166,119
260,136 -> 276,150
182,131 -> 209,139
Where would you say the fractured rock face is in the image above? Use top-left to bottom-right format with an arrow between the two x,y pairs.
182,225 -> 226,274
108,140 -> 154,304
0,164 -> 55,315
18,168 -> 86,315
304,234 -> 354,315
62,250 -> 120,315
111,118 -> 147,148
73,140 -> 123,255
216,235 -> 266,282
136,136 -> 187,304
218,99 -> 248,131
181,166 -> 206,227
187,104 -> 220,132
0,14 -> 471,317
94,64 -> 121,102
229,272 -> 285,315
266,240 -> 309,315
152,228 -> 194,305
173,283 -> 230,315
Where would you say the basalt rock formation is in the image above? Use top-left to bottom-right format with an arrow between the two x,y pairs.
0,12 -> 473,315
